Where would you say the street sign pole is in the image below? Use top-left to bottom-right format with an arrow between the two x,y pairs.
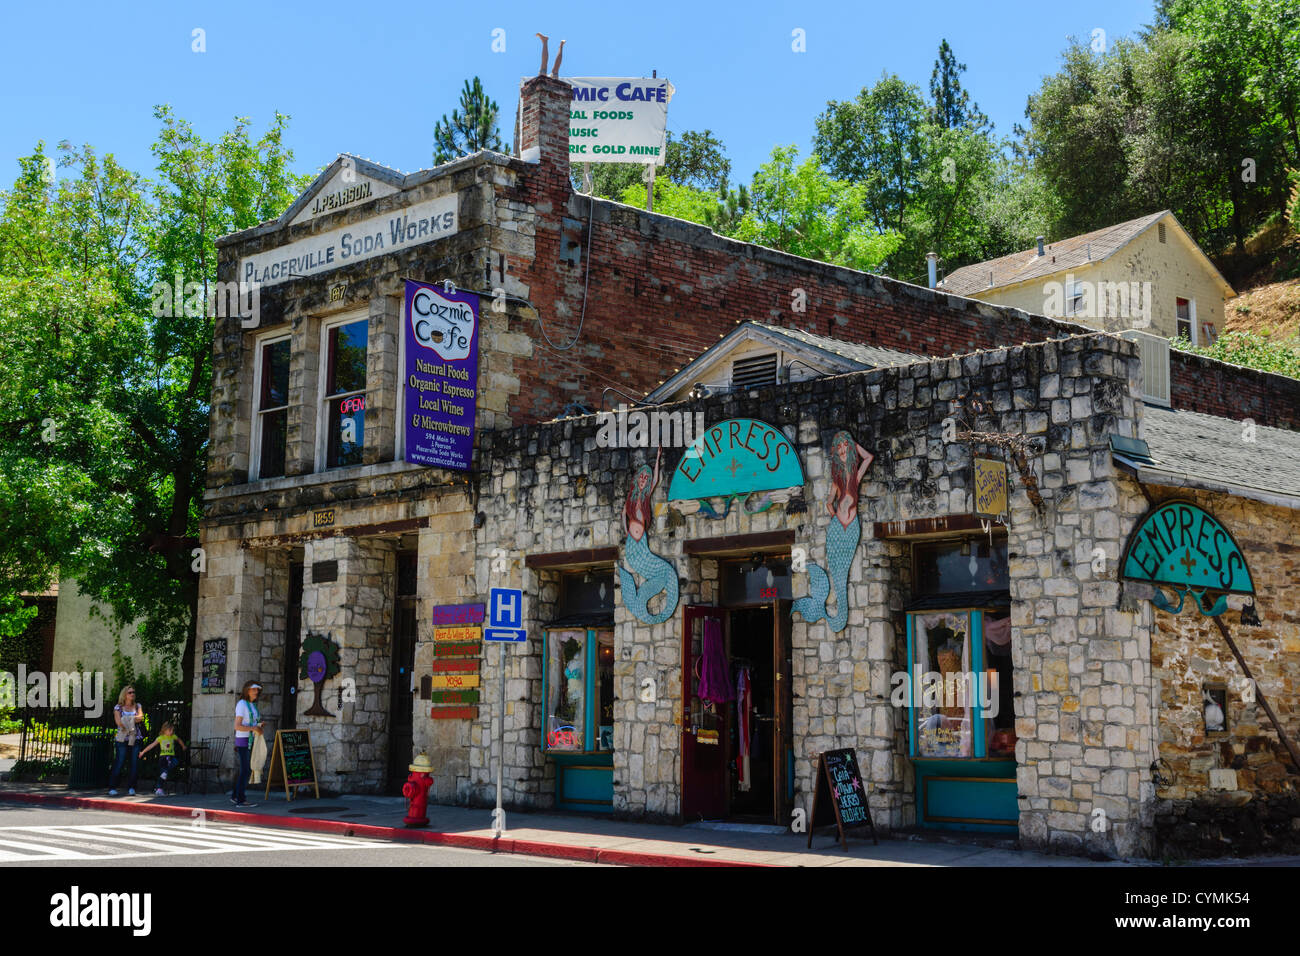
486,587 -> 524,838
495,639 -> 505,837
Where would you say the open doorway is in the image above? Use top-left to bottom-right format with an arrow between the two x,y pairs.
728,605 -> 775,821
682,556 -> 793,825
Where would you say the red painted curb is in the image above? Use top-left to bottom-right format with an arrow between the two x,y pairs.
0,790 -> 771,867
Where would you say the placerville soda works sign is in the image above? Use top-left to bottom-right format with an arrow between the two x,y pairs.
403,279 -> 479,470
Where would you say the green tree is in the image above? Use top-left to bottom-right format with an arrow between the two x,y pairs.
0,114 -> 308,694
814,74 -> 928,235
930,39 -> 989,132
1023,4 -> 1299,256
1172,330 -> 1300,379
572,129 -> 731,198
730,145 -> 902,272
618,179 -> 727,224
433,77 -> 507,165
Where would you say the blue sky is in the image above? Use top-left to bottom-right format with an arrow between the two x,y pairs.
0,0 -> 1158,192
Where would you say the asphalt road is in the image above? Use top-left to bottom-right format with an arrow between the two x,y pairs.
0,804 -> 604,867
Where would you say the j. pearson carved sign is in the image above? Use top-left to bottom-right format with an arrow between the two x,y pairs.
1121,500 -> 1254,616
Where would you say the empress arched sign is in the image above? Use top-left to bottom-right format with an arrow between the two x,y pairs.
1120,500 -> 1254,616
667,418 -> 804,507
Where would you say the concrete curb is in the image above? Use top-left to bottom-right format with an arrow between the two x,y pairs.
0,790 -> 768,868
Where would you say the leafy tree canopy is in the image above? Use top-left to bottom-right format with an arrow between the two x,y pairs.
0,113 -> 309,686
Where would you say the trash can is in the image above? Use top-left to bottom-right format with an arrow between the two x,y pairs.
69,734 -> 111,789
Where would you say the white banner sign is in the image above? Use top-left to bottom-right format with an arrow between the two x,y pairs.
563,77 -> 672,165
241,194 -> 458,287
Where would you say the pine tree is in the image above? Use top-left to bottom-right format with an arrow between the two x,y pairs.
433,78 -> 507,165
929,40 -> 989,132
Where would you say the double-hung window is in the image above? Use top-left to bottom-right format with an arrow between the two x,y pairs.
1065,278 -> 1086,317
321,316 -> 368,469
253,335 -> 290,480
1176,297 -> 1193,342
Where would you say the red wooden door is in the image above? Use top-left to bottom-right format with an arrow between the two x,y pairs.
681,605 -> 728,820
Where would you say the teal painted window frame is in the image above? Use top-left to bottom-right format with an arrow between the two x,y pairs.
906,608 -> 996,760
541,627 -> 614,756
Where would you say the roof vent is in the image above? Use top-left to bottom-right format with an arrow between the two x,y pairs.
1036,236 -> 1046,256
731,352 -> 778,390
1158,222 -> 1167,243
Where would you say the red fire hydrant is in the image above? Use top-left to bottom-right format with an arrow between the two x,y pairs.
403,753 -> 435,827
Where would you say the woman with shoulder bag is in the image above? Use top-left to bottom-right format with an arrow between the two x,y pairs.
232,681 -> 264,807
108,686 -> 145,796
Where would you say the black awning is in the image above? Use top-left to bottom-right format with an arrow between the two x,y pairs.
904,589 -> 1011,612
542,612 -> 616,629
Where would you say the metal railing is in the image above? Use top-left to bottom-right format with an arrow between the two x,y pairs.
17,699 -> 191,766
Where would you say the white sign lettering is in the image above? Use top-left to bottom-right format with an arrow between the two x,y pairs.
242,194 -> 458,287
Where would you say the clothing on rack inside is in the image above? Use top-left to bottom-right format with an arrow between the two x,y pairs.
735,666 -> 752,791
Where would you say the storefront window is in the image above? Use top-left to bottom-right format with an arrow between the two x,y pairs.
907,534 -> 1013,761
983,609 -> 1014,757
720,555 -> 792,604
597,631 -> 614,751
542,626 -> 614,754
323,318 -> 367,469
545,629 -> 587,751
256,336 -> 290,479
911,611 -> 975,757
905,607 -> 1013,759
914,537 -> 1008,594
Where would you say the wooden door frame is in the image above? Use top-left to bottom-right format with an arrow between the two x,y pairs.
773,597 -> 793,825
681,604 -> 728,820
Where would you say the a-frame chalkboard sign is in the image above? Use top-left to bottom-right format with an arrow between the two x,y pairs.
265,730 -> 320,802
807,748 -> 878,850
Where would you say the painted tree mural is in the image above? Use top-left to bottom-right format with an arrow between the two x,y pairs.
299,631 -> 341,717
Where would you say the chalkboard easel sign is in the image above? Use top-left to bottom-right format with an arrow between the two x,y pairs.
807,748 -> 878,850
265,730 -> 320,802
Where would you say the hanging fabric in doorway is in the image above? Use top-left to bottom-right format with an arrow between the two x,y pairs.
736,667 -> 752,792
619,448 -> 680,625
792,431 -> 875,633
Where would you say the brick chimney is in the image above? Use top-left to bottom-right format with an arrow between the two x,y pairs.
517,75 -> 571,183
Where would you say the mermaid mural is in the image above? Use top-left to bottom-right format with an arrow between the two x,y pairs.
793,431 -> 874,633
619,448 -> 680,625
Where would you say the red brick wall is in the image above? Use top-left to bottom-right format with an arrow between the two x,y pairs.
1169,350 -> 1300,429
508,79 -> 1300,430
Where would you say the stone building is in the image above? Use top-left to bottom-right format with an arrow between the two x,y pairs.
194,73 -> 1299,856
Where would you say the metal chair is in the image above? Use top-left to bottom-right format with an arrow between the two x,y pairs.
189,737 -> 227,795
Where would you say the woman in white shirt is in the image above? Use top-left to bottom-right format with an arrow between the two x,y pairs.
232,681 -> 263,807
108,686 -> 145,796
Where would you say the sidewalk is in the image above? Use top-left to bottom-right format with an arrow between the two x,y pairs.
0,781 -> 1143,867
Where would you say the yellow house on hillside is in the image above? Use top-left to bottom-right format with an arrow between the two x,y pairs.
937,210 -> 1235,346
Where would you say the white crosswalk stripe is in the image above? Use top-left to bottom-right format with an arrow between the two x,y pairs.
0,822 -> 380,862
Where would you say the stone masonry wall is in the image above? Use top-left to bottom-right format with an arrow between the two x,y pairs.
295,535 -> 395,794
475,331 -> 1157,855
1144,488 -> 1300,856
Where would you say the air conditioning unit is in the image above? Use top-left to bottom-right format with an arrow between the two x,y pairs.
1119,329 -> 1171,407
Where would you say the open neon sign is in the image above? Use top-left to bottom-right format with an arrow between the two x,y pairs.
339,395 -> 366,414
